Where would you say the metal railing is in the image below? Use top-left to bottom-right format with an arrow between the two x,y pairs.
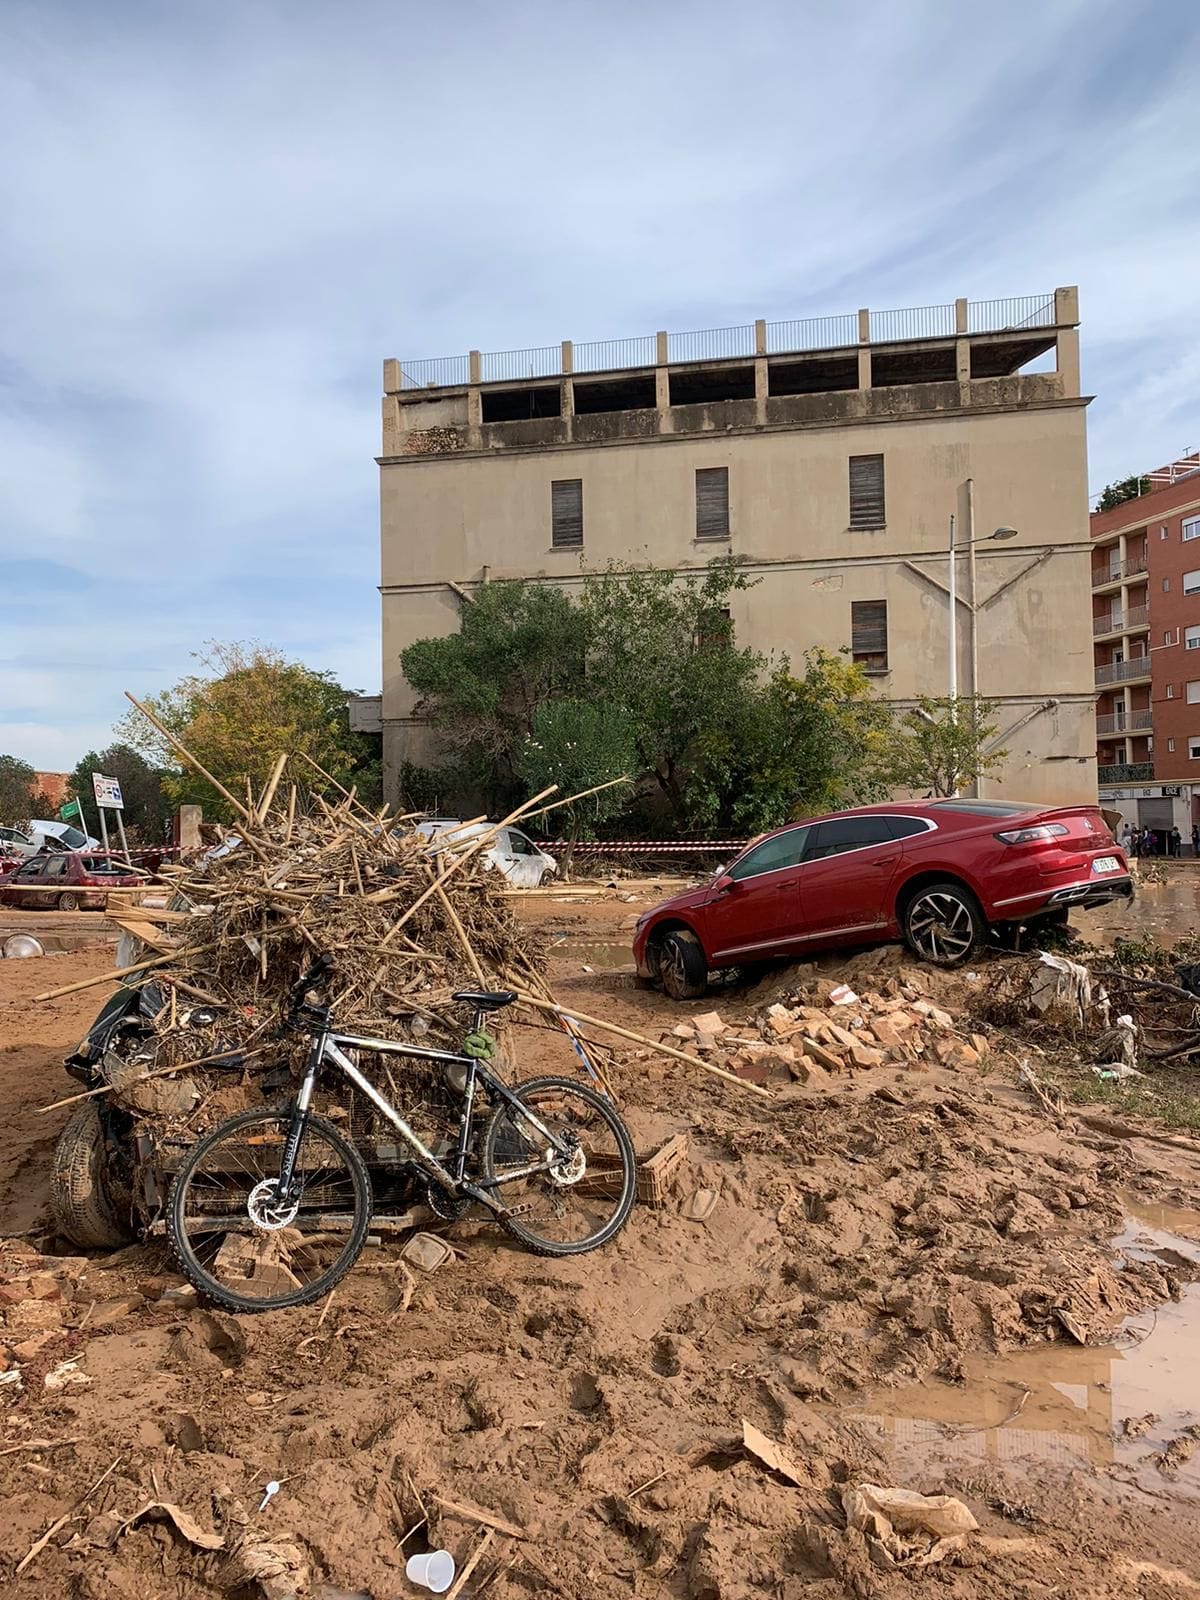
1093,612 -> 1123,635
480,346 -> 560,383
1095,657 -> 1153,685
399,355 -> 471,390
397,291 -> 1062,388
1096,710 -> 1154,735
667,324 -> 755,364
869,303 -> 956,343
1125,604 -> 1150,628
765,313 -> 857,353
1098,762 -> 1154,784
1091,555 -> 1148,586
967,294 -> 1056,333
573,335 -> 657,374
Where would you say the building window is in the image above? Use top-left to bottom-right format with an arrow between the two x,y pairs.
1164,577 -> 1172,592
1185,569 -> 1200,594
1188,682 -> 1200,703
696,606 -> 732,649
1162,525 -> 1170,539
1187,626 -> 1200,650
851,600 -> 888,672
1184,516 -> 1200,542
1167,684 -> 1175,698
695,467 -> 730,541
849,454 -> 885,529
1191,738 -> 1200,760
1165,631 -> 1174,646
550,479 -> 583,549
1168,738 -> 1176,752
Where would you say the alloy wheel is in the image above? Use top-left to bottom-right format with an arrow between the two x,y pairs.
906,890 -> 976,963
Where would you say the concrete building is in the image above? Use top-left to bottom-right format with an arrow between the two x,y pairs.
375,288 -> 1096,807
1091,452 -> 1200,839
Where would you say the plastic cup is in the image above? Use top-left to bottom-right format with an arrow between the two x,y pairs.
406,1549 -> 456,1594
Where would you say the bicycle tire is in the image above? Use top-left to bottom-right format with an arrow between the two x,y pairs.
481,1076 -> 636,1257
168,1108 -> 372,1314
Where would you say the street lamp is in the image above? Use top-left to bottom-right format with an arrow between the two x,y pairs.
948,519 -> 1018,702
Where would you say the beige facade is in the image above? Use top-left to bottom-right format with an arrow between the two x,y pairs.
378,289 -> 1095,807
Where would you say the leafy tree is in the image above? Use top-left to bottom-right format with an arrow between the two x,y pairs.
518,699 -> 636,875
67,744 -> 169,842
0,754 -> 38,826
878,696 -> 1006,797
579,559 -> 761,827
1097,474 -> 1150,513
401,583 -> 585,808
119,642 -> 380,821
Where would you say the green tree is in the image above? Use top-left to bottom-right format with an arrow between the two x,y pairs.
119,642 -> 380,821
0,754 -> 38,826
401,583 -> 586,808
67,744 -> 169,842
1097,474 -> 1150,513
579,559 -> 761,827
518,698 -> 636,874
878,696 -> 1006,797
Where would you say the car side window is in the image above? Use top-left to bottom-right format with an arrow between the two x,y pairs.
886,817 -> 931,840
505,831 -> 537,856
728,827 -> 810,880
16,861 -> 43,879
803,816 -> 896,861
44,857 -> 69,877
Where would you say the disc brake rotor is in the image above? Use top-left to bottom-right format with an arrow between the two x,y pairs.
246,1178 -> 301,1231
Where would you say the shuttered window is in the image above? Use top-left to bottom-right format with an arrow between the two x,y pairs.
851,599 -> 888,672
848,453 -> 885,529
550,479 -> 583,548
695,467 -> 730,540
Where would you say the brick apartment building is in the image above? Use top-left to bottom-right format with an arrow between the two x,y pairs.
1091,451 -> 1200,836
368,287 -> 1099,808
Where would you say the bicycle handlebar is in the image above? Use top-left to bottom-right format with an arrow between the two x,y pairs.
288,953 -> 333,1005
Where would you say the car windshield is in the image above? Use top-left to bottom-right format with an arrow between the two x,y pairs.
53,825 -> 89,849
82,857 -> 130,875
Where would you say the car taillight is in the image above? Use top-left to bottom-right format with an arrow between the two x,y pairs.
995,824 -> 1070,845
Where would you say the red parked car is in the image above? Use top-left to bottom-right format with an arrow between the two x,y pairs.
634,799 -> 1133,998
0,852 -> 142,912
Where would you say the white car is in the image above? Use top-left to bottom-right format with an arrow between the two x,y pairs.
415,820 -> 557,888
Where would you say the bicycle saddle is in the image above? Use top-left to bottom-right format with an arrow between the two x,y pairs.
452,989 -> 517,1011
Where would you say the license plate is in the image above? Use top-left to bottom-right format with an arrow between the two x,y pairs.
1092,856 -> 1120,874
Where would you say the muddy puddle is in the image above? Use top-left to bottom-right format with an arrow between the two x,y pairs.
1076,873 -> 1200,948
841,1200 -> 1200,1497
550,936 -> 636,970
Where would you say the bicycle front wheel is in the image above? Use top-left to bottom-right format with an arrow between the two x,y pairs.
481,1077 -> 636,1257
168,1109 -> 372,1313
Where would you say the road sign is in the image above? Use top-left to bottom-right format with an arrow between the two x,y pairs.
92,773 -> 124,809
59,798 -> 82,823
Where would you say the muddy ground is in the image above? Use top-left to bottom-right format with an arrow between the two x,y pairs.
3,898 -> 1200,1598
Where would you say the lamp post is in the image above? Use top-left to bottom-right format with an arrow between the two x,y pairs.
948,518 -> 1018,702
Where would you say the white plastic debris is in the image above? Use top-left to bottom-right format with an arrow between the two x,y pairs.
406,1550 -> 455,1593
3,934 -> 44,959
842,1482 -> 978,1569
829,984 -> 859,1007
257,1480 -> 281,1512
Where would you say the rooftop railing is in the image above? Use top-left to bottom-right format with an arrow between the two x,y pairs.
396,291 -> 1060,389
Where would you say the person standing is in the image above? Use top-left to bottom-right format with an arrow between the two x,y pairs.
1171,826 -> 1183,858
1121,822 -> 1134,854
1192,823 -> 1200,858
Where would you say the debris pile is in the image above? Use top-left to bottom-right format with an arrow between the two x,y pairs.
663,973 -> 991,1086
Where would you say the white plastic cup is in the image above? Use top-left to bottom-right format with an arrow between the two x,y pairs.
406,1549 -> 455,1594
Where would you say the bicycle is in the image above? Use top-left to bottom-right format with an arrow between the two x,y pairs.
167,956 -> 638,1313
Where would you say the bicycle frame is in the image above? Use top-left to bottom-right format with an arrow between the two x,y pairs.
277,1013 -> 573,1215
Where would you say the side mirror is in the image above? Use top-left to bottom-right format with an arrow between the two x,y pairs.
714,873 -> 735,893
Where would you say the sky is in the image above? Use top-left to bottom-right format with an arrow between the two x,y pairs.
2,0 -> 1199,771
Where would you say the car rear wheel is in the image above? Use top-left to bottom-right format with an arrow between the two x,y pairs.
657,929 -> 709,1000
58,891 -> 81,912
50,1102 -> 137,1249
901,881 -> 985,967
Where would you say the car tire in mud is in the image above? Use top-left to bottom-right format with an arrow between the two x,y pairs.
50,1102 -> 137,1249
657,929 -> 708,1000
900,879 -> 986,967
57,892 -> 81,912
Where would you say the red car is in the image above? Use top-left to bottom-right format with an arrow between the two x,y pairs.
0,852 -> 142,912
634,799 -> 1133,997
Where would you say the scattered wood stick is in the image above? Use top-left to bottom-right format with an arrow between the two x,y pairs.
258,750 -> 290,821
446,1527 -> 495,1599
520,775 -> 631,821
16,1454 -> 123,1574
32,952 -> 176,1002
432,1496 -> 526,1540
0,1437 -> 80,1458
433,881 -> 486,985
513,991 -> 771,1099
37,1047 -> 265,1114
124,692 -> 255,827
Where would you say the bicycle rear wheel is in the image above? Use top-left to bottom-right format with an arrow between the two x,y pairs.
481,1077 -> 636,1257
168,1109 -> 372,1313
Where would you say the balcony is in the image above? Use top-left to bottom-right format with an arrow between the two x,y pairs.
1098,762 -> 1154,785
1095,657 -> 1152,686
1096,710 -> 1154,735
1091,555 -> 1150,589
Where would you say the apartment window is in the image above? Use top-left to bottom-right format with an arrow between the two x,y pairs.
849,454 -> 885,529
1162,525 -> 1170,540
696,607 -> 732,650
1167,684 -> 1176,698
695,467 -> 730,541
1184,516 -> 1200,542
1186,569 -> 1200,594
1187,626 -> 1200,650
550,479 -> 583,549
851,600 -> 888,672
1168,738 -> 1176,752
1188,681 -> 1200,703
1191,738 -> 1200,760
1163,577 -> 1172,592
1165,631 -> 1174,646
